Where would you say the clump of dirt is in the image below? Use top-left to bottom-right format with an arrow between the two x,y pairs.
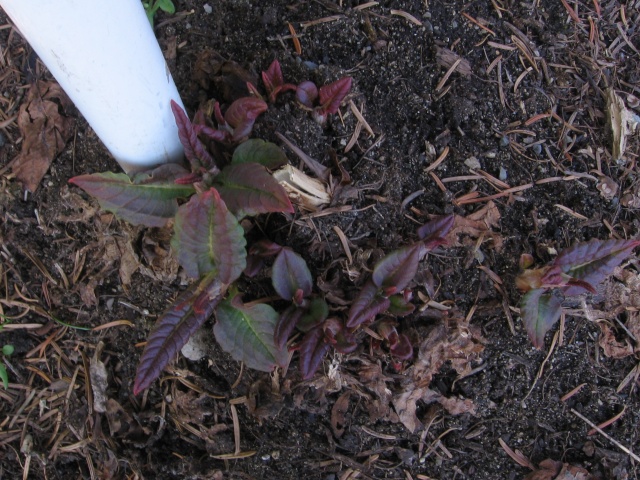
1,1 -> 640,479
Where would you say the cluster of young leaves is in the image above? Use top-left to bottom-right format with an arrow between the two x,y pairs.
516,238 -> 640,348
266,215 -> 454,379
142,0 -> 175,28
255,60 -> 352,124
70,101 -> 294,395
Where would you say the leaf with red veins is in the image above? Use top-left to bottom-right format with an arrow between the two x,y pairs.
318,77 -> 352,115
193,124 -> 229,144
296,81 -> 318,109
552,238 -> 640,296
171,100 -> 214,170
134,273 -> 225,395
298,326 -> 331,379
171,188 -> 247,282
214,162 -> 294,218
520,289 -> 563,349
418,215 -> 455,251
272,248 -> 313,301
372,243 -> 423,291
346,281 -> 391,329
261,60 -> 297,103
224,97 -> 268,141
69,167 -> 195,228
323,318 -> 357,354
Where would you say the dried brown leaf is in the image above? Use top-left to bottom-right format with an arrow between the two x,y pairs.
445,201 -> 503,250
330,391 -> 351,438
12,81 -> 74,192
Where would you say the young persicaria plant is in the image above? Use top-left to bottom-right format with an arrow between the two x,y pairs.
70,59 -> 354,393
516,238 -> 640,348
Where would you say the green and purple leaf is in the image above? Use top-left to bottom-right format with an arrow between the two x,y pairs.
372,243 -> 423,291
231,139 -> 289,170
387,292 -> 416,317
318,77 -> 352,115
134,274 -> 225,395
213,296 -> 288,372
171,188 -> 246,282
298,326 -> 331,379
520,289 -> 563,349
553,238 -> 640,296
214,163 -> 294,218
323,318 -> 357,354
272,248 -> 313,301
171,100 -> 214,170
417,215 -> 454,251
298,298 -> 329,332
69,166 -> 195,228
346,281 -> 391,329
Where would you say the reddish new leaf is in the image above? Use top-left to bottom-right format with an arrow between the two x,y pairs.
224,97 -> 268,141
553,238 -> 640,295
70,166 -> 195,227
262,60 -> 297,103
274,305 -> 304,350
272,248 -> 313,301
318,77 -> 352,115
520,289 -> 563,349
298,326 -> 331,379
372,243 -> 423,291
390,334 -> 414,360
194,124 -> 229,144
214,163 -> 294,218
298,298 -> 329,332
171,188 -> 246,282
231,139 -> 289,170
171,100 -> 214,170
296,81 -> 318,109
387,292 -> 416,317
134,274 -> 225,394
417,215 -> 455,251
323,318 -> 357,354
213,296 -> 288,371
346,281 -> 391,329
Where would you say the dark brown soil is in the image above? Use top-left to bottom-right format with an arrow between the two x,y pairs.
1,1 -> 640,479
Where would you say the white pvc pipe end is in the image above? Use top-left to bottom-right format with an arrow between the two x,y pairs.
0,0 -> 185,173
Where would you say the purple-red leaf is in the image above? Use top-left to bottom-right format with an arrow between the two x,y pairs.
171,100 -> 215,170
214,163 -> 294,218
262,60 -> 297,103
318,77 -> 352,115
390,334 -> 413,360
193,124 -> 229,144
323,318 -> 357,354
224,97 -> 268,141
274,305 -> 304,350
296,81 -> 318,109
231,139 -> 289,169
171,188 -> 246,282
417,215 -> 455,251
69,166 -> 195,228
553,238 -> 640,295
134,274 -> 225,395
520,289 -> 563,349
372,243 -> 423,291
298,326 -> 331,379
346,281 -> 391,329
387,292 -> 416,317
272,248 -> 313,301
213,296 -> 288,371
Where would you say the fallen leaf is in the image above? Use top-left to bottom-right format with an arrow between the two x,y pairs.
445,200 -> 503,250
90,343 -> 108,414
524,459 -> 596,480
607,87 -> 640,161
12,81 -> 74,192
330,391 -> 351,438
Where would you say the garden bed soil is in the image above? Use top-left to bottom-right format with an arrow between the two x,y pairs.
1,1 -> 640,479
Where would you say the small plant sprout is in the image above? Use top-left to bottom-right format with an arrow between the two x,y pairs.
269,215 -> 454,379
143,0 -> 175,28
71,102 -> 293,394
516,238 -> 640,348
0,325 -> 14,389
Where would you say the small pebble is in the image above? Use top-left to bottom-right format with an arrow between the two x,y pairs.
203,3 -> 212,13
532,143 -> 542,155
499,136 -> 510,147
499,166 -> 507,181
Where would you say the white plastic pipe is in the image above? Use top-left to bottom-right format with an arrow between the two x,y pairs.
0,0 -> 185,173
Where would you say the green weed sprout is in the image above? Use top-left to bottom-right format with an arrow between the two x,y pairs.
143,0 -> 175,28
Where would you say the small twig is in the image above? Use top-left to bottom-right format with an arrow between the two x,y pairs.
571,408 -> 640,462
